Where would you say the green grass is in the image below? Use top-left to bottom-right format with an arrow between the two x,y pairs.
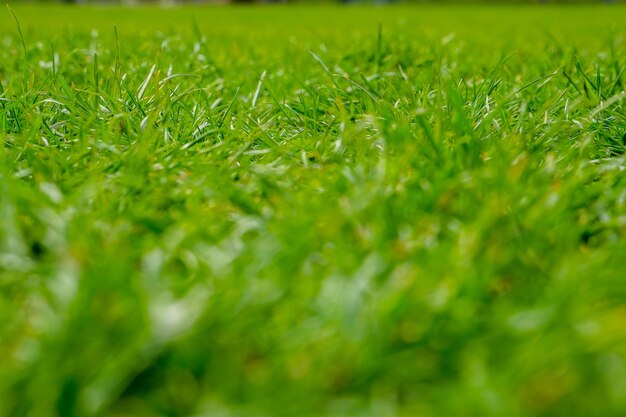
2,4 -> 626,416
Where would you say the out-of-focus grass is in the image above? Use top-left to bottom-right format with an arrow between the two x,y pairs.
2,5 -> 626,417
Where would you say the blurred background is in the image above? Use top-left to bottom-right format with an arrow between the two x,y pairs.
4,0 -> 622,6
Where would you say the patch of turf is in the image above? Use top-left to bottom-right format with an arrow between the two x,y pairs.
2,5 -> 626,417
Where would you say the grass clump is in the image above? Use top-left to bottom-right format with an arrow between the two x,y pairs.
2,5 -> 626,417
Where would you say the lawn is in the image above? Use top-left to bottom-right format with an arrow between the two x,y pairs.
2,4 -> 626,416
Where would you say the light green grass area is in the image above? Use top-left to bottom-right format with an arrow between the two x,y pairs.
2,5 -> 626,416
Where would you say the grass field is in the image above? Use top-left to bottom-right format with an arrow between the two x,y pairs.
2,4 -> 626,416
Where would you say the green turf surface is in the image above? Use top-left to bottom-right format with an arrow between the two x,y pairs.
2,4 -> 626,416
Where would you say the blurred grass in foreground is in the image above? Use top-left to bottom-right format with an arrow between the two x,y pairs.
2,5 -> 626,417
